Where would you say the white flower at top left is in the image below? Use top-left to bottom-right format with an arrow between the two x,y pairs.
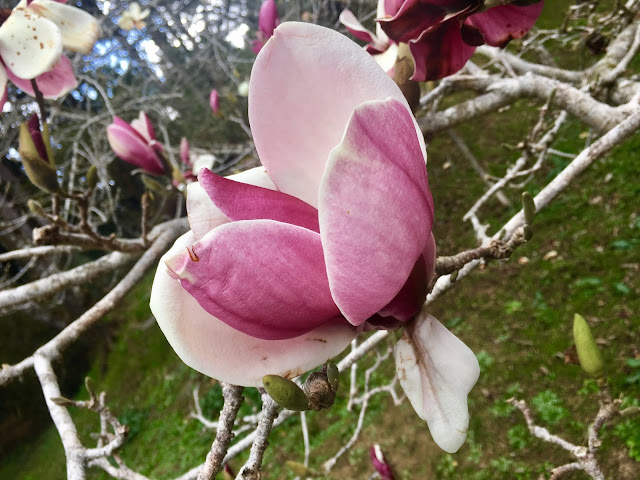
0,0 -> 101,107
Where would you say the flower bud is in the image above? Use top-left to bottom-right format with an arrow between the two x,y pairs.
27,199 -> 46,217
522,192 -> 536,225
19,119 -> 60,193
86,165 -> 98,190
326,362 -> 339,393
393,43 -> 420,113
303,371 -> 336,411
262,374 -> 309,411
573,313 -> 604,379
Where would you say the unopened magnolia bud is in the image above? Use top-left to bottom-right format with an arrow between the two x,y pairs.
523,225 -> 533,241
27,199 -> 46,217
326,362 -> 339,393
19,122 -> 60,193
522,192 -> 536,225
50,396 -> 74,407
573,314 -> 605,379
393,43 -> 420,113
86,165 -> 98,190
262,375 -> 309,411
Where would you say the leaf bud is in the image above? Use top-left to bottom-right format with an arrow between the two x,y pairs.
262,374 -> 309,411
86,165 -> 98,190
50,396 -> 74,407
325,362 -> 339,393
303,371 -> 336,411
27,199 -> 46,217
19,121 -> 60,193
523,225 -> 533,241
573,313 -> 605,379
522,192 -> 536,225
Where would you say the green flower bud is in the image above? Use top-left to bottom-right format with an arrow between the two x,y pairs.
326,362 -> 339,393
573,313 -> 605,379
86,165 -> 98,190
19,122 -> 60,193
262,375 -> 309,411
522,192 -> 536,225
27,199 -> 46,217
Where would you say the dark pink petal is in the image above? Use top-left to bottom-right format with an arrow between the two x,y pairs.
199,168 -> 320,232
164,220 -> 342,340
370,444 -> 395,480
27,114 -> 49,162
377,233 -> 436,322
467,2 -> 543,47
395,313 -> 479,453
249,22 -> 407,207
409,22 -> 477,81
186,167 -> 277,240
6,55 -> 77,99
209,89 -> 219,114
150,231 -> 357,387
339,9 -> 377,44
180,137 -> 191,166
319,99 -> 433,326
258,0 -> 279,37
107,123 -> 164,175
379,0 -> 478,43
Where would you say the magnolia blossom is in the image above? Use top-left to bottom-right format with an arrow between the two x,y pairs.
117,2 -> 150,31
209,89 -> 219,114
0,0 -> 100,103
107,112 -> 165,175
339,0 -> 400,74
151,22 -> 479,453
252,0 -> 279,54
342,0 -> 543,81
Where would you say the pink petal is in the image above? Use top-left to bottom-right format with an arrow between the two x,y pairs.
377,233 -> 436,322
409,22 -> 477,81
180,137 -> 190,166
258,0 -> 279,37
394,313 -> 479,453
150,231 -> 357,387
249,22 -> 408,207
0,65 -> 7,111
339,9 -> 377,44
186,166 -> 277,240
198,168 -> 319,233
130,111 -> 156,143
107,122 -> 164,175
7,55 -> 77,98
209,89 -> 219,114
370,444 -> 395,480
319,98 -> 433,326
0,6 -> 63,79
467,2 -> 544,48
164,219 -> 342,340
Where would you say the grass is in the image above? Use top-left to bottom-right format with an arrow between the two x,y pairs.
2,1 -> 640,478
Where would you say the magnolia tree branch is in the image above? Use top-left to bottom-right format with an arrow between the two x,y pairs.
0,218 -> 188,387
197,383 -> 244,480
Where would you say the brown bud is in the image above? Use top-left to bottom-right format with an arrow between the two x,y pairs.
393,43 -> 421,113
303,371 -> 336,411
27,199 -> 46,217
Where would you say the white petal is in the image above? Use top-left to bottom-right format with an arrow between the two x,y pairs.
0,7 -> 63,79
28,0 -> 101,54
191,154 -> 216,176
394,313 -> 479,453
374,43 -> 399,74
150,231 -> 357,386
0,64 -> 7,93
